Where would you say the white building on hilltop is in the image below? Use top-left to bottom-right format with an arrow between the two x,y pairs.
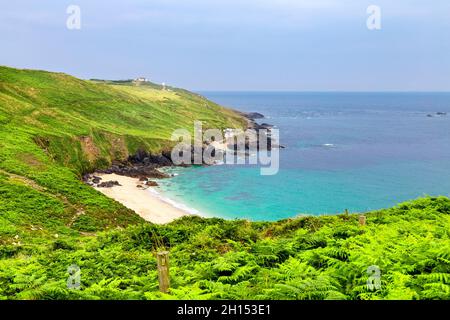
134,77 -> 149,82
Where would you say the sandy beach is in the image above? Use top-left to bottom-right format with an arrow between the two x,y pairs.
93,173 -> 191,224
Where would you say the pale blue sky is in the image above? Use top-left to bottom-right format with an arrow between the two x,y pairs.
1,0 -> 449,91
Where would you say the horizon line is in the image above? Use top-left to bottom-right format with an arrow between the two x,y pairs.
194,90 -> 450,93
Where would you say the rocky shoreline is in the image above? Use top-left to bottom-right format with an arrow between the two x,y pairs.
240,111 -> 285,150
83,150 -> 172,188
83,111 -> 282,187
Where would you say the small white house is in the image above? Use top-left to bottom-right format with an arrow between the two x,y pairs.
135,77 -> 149,82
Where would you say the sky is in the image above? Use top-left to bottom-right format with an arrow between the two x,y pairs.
1,0 -> 449,91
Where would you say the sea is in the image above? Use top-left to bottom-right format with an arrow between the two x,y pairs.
156,92 -> 450,221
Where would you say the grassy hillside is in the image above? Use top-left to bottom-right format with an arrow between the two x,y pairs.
0,66 -> 449,300
0,66 -> 246,235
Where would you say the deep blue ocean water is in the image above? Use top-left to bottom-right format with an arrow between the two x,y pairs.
158,92 -> 450,221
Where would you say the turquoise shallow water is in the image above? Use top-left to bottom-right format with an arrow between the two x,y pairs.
157,92 -> 450,220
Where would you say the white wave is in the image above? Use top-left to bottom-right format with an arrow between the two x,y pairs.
146,187 -> 200,216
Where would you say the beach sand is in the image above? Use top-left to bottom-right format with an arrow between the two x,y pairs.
93,173 -> 191,224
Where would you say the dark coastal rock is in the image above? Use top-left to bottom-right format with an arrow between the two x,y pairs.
82,149 -> 175,188
244,112 -> 265,120
97,180 -> 121,188
240,113 -> 279,152
128,150 -> 173,167
161,150 -> 174,161
436,112 -> 447,116
128,167 -> 168,179
257,130 -> 273,151
148,154 -> 173,166
145,180 -> 158,187
129,149 -> 149,163
254,123 -> 274,130
97,161 -> 170,179
92,176 -> 102,184
224,122 -> 280,153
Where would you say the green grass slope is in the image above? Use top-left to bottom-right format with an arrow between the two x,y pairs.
0,65 -> 246,235
0,66 -> 449,300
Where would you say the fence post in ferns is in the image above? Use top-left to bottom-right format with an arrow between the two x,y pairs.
359,215 -> 367,226
157,251 -> 170,293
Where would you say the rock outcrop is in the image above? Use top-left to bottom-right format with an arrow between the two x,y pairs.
243,112 -> 265,120
83,110 -> 284,185
98,180 -> 121,188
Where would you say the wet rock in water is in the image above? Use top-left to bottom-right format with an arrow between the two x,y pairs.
244,112 -> 265,120
97,180 -> 121,188
145,180 -> 158,187
259,123 -> 274,129
248,121 -> 273,131
436,112 -> 447,116
427,114 -> 433,117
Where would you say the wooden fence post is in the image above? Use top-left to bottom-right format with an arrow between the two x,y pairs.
359,215 -> 367,226
157,251 -> 170,293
